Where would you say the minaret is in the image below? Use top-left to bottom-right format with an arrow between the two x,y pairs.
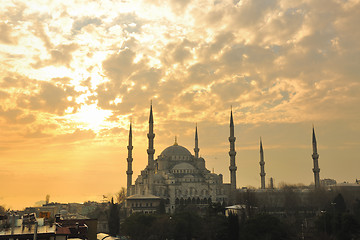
312,126 -> 320,188
126,123 -> 133,196
229,109 -> 237,191
194,124 -> 199,158
147,103 -> 155,170
259,137 -> 266,189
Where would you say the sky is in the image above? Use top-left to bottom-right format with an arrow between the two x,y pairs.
1,0 -> 359,210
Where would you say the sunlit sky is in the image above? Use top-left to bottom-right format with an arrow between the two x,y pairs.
1,0 -> 360,210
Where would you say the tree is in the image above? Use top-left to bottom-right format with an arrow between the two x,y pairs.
240,214 -> 293,240
333,193 -> 346,213
0,205 -> 6,215
237,189 -> 257,219
353,198 -> 360,223
121,213 -> 157,240
115,188 -> 126,205
45,194 -> 50,204
282,185 -> 300,213
227,212 -> 239,240
108,198 -> 120,236
315,194 -> 360,239
172,210 -> 203,240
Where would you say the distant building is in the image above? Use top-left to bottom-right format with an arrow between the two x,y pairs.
126,194 -> 161,214
321,178 -> 337,186
0,210 -> 97,240
225,205 -> 246,217
0,214 -> 69,240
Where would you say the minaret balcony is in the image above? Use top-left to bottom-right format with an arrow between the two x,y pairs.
228,136 -> 236,141
229,166 -> 237,171
312,153 -> 319,158
228,151 -> 237,157
147,149 -> 155,154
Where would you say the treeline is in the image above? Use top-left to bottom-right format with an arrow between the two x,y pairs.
96,186 -> 360,240
119,204 -> 294,240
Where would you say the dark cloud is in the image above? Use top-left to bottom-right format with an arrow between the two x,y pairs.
144,0 -> 191,14
203,32 -> 235,58
0,22 -> 18,44
97,49 -> 161,114
17,81 -> 80,115
0,73 -> 36,89
31,21 -> 52,49
211,76 -> 254,102
162,39 -> 196,65
32,43 -> 79,68
0,90 -> 9,99
0,107 -> 36,124
113,13 -> 146,33
102,48 -> 144,84
169,0 -> 192,13
29,21 -> 79,68
72,16 -> 102,34
186,63 -> 215,85
231,0 -> 279,29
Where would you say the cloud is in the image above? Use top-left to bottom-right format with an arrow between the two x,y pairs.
144,0 -> 192,14
0,107 -> 36,124
0,22 -> 18,44
0,90 -> 9,99
102,48 -> 142,84
97,48 -> 162,114
52,129 -> 96,143
161,39 -> 196,66
32,43 -> 79,68
16,81 -> 80,115
72,16 -> 102,34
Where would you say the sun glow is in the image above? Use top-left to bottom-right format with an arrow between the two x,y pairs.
69,104 -> 113,132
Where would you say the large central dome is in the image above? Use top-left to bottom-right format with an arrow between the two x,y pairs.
160,144 -> 192,158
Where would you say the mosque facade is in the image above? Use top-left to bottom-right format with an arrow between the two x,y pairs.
125,105 -> 237,214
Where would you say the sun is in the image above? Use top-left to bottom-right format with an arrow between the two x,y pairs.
70,104 -> 113,132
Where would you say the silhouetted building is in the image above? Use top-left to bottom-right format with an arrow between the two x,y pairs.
126,104 -> 238,213
312,127 -> 320,188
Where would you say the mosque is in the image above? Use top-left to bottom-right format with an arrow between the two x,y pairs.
124,104 -> 322,214
125,104 -> 238,214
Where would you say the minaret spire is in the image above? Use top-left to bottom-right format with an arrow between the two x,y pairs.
147,102 -> 155,170
126,122 -> 133,196
312,126 -> 320,188
194,124 -> 199,158
229,108 -> 237,191
259,137 -> 266,189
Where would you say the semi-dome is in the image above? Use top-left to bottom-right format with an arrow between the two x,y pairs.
171,162 -> 197,174
172,162 -> 195,170
160,144 -> 192,158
